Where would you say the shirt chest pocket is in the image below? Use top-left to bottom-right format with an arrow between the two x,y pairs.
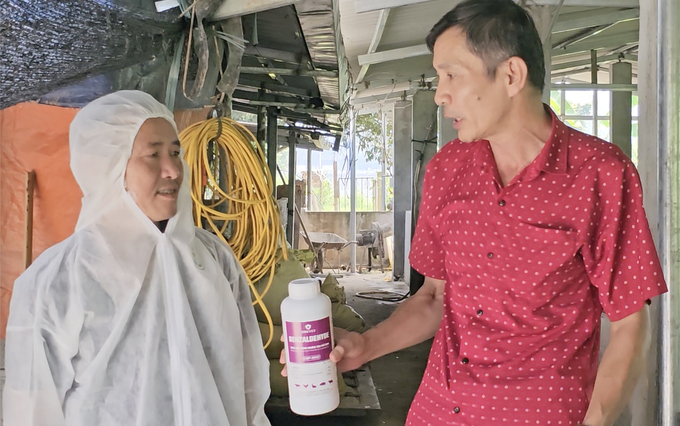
440,213 -> 580,286
499,222 -> 580,283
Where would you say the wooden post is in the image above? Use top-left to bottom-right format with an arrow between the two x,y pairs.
25,171 -> 36,269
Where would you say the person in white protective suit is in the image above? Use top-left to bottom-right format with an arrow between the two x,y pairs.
2,90 -> 271,426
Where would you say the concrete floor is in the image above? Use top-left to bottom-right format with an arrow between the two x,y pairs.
267,272 -> 431,426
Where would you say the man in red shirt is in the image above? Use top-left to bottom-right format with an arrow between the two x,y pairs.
324,0 -> 668,425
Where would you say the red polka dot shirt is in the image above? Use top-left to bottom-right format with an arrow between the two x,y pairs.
407,108 -> 668,426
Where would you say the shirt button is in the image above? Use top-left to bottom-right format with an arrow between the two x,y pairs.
453,407 -> 461,414
461,357 -> 469,364
498,200 -> 506,207
477,309 -> 484,316
487,252 -> 494,259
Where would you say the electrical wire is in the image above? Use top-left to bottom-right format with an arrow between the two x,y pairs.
180,117 -> 287,349
355,290 -> 408,302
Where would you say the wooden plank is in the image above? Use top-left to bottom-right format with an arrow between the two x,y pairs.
24,171 -> 36,269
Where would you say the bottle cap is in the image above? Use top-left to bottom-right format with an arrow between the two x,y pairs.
288,278 -> 321,299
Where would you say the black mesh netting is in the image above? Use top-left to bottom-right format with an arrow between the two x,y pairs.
0,0 -> 183,109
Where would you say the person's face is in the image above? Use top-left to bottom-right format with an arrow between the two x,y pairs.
433,27 -> 511,143
125,118 -> 183,222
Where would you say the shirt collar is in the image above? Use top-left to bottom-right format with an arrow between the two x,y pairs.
536,105 -> 569,175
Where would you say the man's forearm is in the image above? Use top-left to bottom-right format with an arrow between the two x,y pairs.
361,279 -> 444,363
581,308 -> 648,426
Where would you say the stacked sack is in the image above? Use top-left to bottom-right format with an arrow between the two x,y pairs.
254,250 -> 367,397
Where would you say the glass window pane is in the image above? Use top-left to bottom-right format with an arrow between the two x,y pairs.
632,94 -> 639,117
550,90 -> 561,114
566,119 -> 594,136
597,91 -> 611,117
597,120 -> 611,142
564,90 -> 593,116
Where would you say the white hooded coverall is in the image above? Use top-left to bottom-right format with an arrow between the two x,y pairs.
2,91 -> 271,426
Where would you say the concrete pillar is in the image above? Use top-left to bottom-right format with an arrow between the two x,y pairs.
349,110 -> 357,273
393,100 -> 413,281
610,62 -> 633,159
657,0 -> 680,423
633,0 -> 680,425
438,106 -> 458,149
410,90 -> 439,293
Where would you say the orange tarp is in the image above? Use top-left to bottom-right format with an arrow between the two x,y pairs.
0,103 -> 82,338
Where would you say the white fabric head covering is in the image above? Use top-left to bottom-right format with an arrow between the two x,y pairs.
69,90 -> 189,234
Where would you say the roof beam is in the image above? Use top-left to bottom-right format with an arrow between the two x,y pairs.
244,45 -> 305,64
238,77 -> 313,97
550,66 -> 604,79
353,90 -> 416,106
551,53 -> 638,71
553,8 -> 639,33
356,20 -> 640,67
552,83 -> 637,91
356,9 -> 391,84
233,89 -> 304,105
354,0 -> 432,14
354,81 -> 414,100
523,0 -> 638,6
358,44 -> 430,66
552,24 -> 615,50
552,30 -> 639,57
240,66 -> 338,77
355,0 -> 637,12
211,0 -> 302,21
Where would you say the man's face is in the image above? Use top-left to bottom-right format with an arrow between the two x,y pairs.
433,27 -> 511,143
125,118 -> 183,222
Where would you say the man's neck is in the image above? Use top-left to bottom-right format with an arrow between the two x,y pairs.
486,96 -> 553,186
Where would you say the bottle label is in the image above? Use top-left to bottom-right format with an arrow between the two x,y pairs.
285,317 -> 332,363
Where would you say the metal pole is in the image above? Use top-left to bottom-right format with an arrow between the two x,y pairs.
658,0 -> 680,423
610,62 -> 633,158
287,130 -> 296,247
24,171 -> 35,269
349,109 -> 357,273
256,89 -> 266,149
266,107 -> 278,194
590,49 -> 598,84
381,108 -> 388,211
306,148 -> 312,210
591,51 -> 598,139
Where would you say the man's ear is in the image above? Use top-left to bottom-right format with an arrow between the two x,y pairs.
500,56 -> 530,97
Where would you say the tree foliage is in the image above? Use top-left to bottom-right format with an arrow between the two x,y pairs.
355,112 -> 393,170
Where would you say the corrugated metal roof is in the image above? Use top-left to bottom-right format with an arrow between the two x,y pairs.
297,0 -> 346,109
340,0 -> 640,107
338,0 -> 381,74
378,0 -> 455,50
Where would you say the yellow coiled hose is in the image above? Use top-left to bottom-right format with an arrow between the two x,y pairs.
179,117 -> 287,349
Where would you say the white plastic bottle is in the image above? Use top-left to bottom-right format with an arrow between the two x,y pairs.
280,278 -> 340,415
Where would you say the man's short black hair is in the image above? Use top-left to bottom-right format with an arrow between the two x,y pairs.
426,0 -> 545,92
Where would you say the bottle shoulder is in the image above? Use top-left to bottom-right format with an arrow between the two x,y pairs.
281,294 -> 332,322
